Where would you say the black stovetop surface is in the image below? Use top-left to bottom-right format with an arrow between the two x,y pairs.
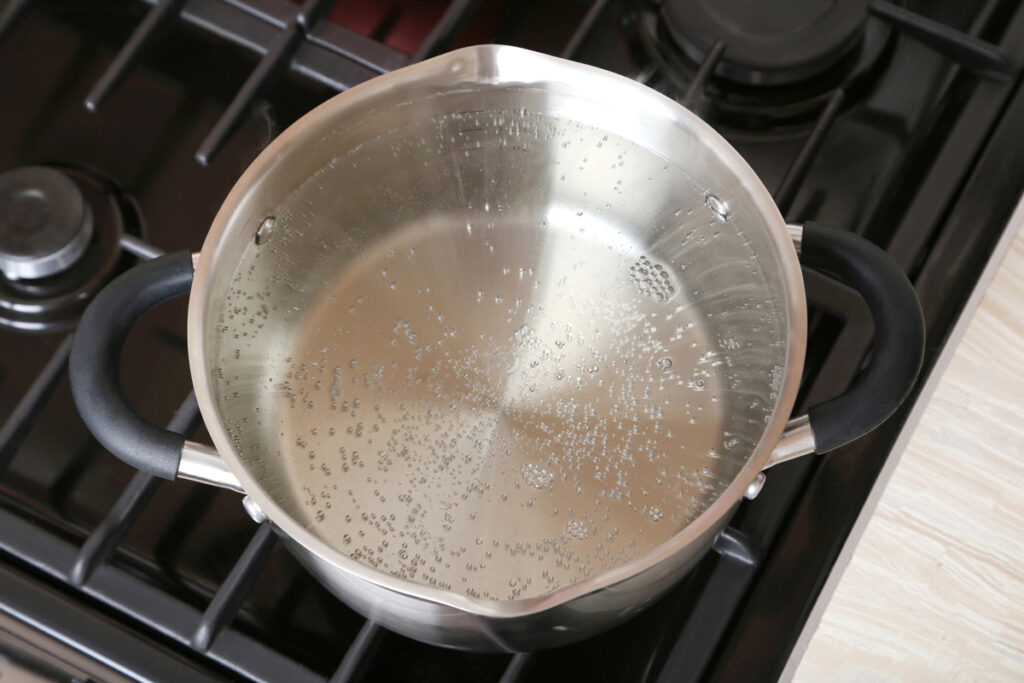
0,1 -> 1022,681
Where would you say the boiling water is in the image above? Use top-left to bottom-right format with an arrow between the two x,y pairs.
211,108 -> 783,601
247,218 -> 743,601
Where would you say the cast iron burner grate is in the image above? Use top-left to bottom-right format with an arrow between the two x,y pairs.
661,0 -> 872,86
625,0 -> 1015,129
0,0 -> 1023,681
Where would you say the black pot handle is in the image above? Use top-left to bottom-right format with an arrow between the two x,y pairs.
780,222 -> 925,459
70,251 -> 195,479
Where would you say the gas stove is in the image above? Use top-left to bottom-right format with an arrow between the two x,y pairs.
0,1 -> 1022,681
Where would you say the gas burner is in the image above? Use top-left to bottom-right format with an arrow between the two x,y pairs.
0,167 -> 94,280
626,0 -> 894,128
662,0 -> 869,86
0,165 -> 138,333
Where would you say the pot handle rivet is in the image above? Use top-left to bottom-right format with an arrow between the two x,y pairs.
255,215 -> 276,245
242,495 -> 268,524
743,472 -> 767,500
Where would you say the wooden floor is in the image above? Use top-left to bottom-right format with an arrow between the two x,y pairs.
793,228 -> 1024,680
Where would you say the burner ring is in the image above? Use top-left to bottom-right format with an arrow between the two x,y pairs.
0,166 -> 137,333
0,166 -> 95,280
662,0 -> 870,86
626,1 -> 894,129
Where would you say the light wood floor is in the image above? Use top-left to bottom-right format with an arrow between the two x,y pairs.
794,228 -> 1024,680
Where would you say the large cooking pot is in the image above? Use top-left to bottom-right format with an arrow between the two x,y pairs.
69,46 -> 924,652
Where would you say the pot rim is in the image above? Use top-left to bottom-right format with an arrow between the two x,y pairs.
187,44 -> 807,619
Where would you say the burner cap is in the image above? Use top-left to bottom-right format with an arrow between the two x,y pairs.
0,166 -> 94,280
662,0 -> 869,85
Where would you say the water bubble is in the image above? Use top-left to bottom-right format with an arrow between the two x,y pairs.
566,520 -> 589,540
522,463 -> 554,490
629,255 -> 675,302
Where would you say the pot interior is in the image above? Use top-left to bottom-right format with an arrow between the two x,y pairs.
204,59 -> 793,603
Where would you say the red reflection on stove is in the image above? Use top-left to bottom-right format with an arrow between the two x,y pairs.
291,0 -> 510,56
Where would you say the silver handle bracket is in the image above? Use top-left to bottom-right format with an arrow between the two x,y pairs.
765,414 -> 816,469
786,223 -> 803,255
179,441 -> 244,492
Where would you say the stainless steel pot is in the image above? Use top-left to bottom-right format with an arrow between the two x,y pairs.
69,45 -> 924,652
